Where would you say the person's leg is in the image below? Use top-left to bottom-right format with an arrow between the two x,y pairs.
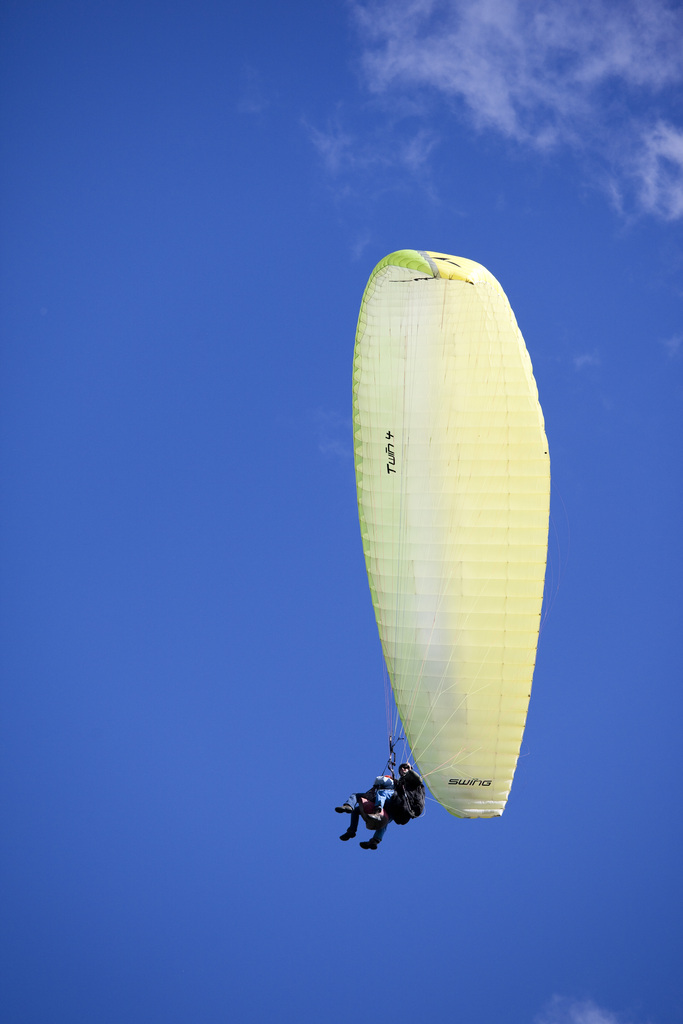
360,821 -> 388,849
336,790 -> 366,813
373,822 -> 388,844
339,796 -> 360,840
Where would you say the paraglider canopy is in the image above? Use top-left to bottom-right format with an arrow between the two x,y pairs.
353,250 -> 550,818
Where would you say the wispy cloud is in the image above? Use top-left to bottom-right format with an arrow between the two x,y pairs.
236,64 -> 271,115
535,995 -> 652,1024
312,409 -> 353,460
305,116 -> 358,176
632,122 -> 683,220
661,333 -> 682,358
304,112 -> 438,182
350,232 -> 373,261
573,350 -> 601,370
347,0 -> 683,218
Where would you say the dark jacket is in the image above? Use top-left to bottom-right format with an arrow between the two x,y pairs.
387,769 -> 425,825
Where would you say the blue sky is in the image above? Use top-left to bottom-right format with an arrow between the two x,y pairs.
1,2 -> 681,1023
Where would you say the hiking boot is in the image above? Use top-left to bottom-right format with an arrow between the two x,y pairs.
335,803 -> 353,813
339,830 -> 356,841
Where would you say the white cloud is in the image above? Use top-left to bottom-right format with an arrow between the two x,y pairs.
633,122 -> 683,220
350,232 -> 373,261
348,0 -> 683,218
305,117 -> 358,176
573,351 -> 601,370
236,64 -> 270,115
304,113 -> 438,182
312,409 -> 353,460
535,995 -> 652,1024
661,333 -> 682,358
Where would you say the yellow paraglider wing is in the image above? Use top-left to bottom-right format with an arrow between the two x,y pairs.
353,250 -> 550,818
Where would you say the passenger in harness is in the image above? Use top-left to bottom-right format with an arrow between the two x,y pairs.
335,763 -> 425,850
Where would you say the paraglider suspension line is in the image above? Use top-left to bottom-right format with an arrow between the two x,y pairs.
386,734 -> 404,777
